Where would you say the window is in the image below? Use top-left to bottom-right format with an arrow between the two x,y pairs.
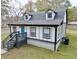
30,27 -> 36,37
43,27 -> 50,39
48,12 -> 52,18
25,15 -> 28,19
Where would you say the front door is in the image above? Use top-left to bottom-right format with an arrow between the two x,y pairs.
21,26 -> 25,33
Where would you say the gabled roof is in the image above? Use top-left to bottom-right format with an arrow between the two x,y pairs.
8,8 -> 66,26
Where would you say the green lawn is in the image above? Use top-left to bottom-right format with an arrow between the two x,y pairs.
1,29 -> 76,59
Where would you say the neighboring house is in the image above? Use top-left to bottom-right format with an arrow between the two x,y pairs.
7,8 -> 67,51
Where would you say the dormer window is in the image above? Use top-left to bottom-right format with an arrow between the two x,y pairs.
46,9 -> 56,20
48,12 -> 52,18
24,14 -> 32,21
25,15 -> 28,19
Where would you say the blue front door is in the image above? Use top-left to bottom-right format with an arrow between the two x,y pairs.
21,26 -> 25,33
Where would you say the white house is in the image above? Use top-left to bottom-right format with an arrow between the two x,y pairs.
7,8 -> 67,51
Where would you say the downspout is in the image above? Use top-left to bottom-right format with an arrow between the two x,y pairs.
66,9 -> 68,24
65,9 -> 68,37
54,26 -> 57,51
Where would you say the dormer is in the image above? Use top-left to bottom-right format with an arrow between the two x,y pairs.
46,9 -> 56,20
24,13 -> 32,21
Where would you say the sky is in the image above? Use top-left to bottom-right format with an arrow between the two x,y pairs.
70,0 -> 77,6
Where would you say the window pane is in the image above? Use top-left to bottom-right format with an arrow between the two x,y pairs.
44,29 -> 49,34
26,15 -> 28,19
43,28 -> 50,39
48,13 -> 52,18
30,27 -> 36,37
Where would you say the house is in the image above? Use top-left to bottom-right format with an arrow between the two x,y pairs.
7,8 -> 67,51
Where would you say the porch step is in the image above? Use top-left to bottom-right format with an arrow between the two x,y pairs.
1,49 -> 7,54
4,40 -> 16,50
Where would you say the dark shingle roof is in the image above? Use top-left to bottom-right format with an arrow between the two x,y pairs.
8,8 -> 66,26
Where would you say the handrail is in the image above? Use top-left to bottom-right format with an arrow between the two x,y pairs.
3,34 -> 17,51
2,31 -> 19,43
6,34 -> 16,44
3,33 -> 13,41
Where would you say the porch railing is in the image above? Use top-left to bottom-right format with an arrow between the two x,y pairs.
2,32 -> 27,51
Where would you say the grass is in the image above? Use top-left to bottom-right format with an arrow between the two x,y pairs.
1,29 -> 76,59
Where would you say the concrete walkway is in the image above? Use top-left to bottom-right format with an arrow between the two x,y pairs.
1,49 -> 7,54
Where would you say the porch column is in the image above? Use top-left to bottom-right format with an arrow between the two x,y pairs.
8,25 -> 11,34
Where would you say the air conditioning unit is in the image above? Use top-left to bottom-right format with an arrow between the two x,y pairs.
62,37 -> 69,45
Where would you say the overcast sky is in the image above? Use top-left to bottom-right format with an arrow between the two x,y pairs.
70,0 -> 77,6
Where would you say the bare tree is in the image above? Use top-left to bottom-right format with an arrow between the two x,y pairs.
1,0 -> 11,27
36,0 -> 66,11
9,0 -> 23,21
23,0 -> 36,12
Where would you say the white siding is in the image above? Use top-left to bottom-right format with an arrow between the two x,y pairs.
57,26 -> 59,40
16,26 -> 19,32
62,24 -> 66,37
11,26 -> 13,32
57,25 -> 63,41
19,26 -> 21,33
36,27 -> 39,38
39,27 -> 43,39
51,27 -> 55,42
56,39 -> 61,50
56,25 -> 64,50
25,26 -> 27,32
27,26 -> 30,37
11,26 -> 17,32
27,39 -> 54,51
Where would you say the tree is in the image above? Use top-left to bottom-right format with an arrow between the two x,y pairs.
36,0 -> 66,11
1,0 -> 12,27
67,7 -> 77,21
1,0 -> 11,20
36,0 -> 49,11
23,0 -> 35,12
64,1 -> 76,21
9,0 -> 23,21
